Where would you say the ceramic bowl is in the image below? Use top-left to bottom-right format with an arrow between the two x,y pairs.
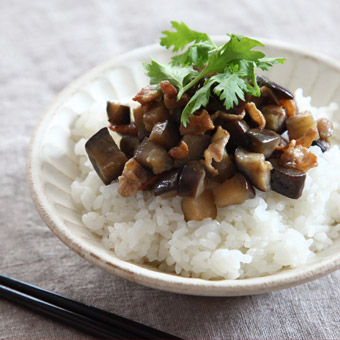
27,38 -> 340,296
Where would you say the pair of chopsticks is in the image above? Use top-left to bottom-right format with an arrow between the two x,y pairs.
0,275 -> 181,339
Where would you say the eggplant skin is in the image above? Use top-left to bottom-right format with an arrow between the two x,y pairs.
256,75 -> 294,100
153,168 -> 182,196
178,164 -> 206,198
85,127 -> 127,185
270,159 -> 306,199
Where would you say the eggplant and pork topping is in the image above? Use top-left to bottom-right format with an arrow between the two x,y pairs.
85,78 -> 334,221
85,23 -> 334,221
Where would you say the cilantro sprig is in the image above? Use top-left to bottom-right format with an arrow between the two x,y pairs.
144,21 -> 285,126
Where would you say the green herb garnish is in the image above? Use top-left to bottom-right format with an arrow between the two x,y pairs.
144,21 -> 285,126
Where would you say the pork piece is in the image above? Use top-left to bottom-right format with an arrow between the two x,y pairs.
133,106 -> 149,141
134,138 -> 173,174
120,135 -> 139,159
107,102 -> 130,125
213,172 -> 255,207
85,127 -> 127,185
270,159 -> 306,199
256,75 -> 294,100
109,122 -> 137,136
286,111 -> 318,140
212,153 -> 236,182
279,99 -> 296,117
222,120 -> 250,154
317,118 -> 334,141
160,80 -> 190,109
245,102 -> 266,128
262,105 -> 287,133
204,126 -> 230,176
178,162 -> 206,198
213,110 -> 246,122
279,140 -> 318,173
132,85 -> 161,105
149,120 -> 180,150
179,109 -> 214,135
181,189 -> 217,221
168,141 -> 188,159
246,128 -> 281,158
174,134 -> 211,168
296,128 -> 318,148
153,168 -> 182,196
118,159 -> 152,197
235,147 -> 272,191
143,102 -> 170,132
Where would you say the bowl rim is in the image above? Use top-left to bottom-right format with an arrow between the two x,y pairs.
27,37 -> 340,296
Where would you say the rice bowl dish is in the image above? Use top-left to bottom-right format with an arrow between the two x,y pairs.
70,88 -> 340,280
27,27 -> 340,295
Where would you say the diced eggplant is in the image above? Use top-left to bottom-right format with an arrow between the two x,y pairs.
181,189 -> 217,221
312,139 -> 330,153
106,102 -> 130,125
235,147 -> 272,191
258,86 -> 280,106
133,106 -> 149,141
85,128 -> 127,185
270,159 -> 306,199
153,168 -> 182,196
178,162 -> 206,198
120,135 -> 139,159
213,172 -> 255,207
222,120 -> 250,154
134,138 -> 173,174
212,153 -> 236,182
256,75 -> 294,100
261,105 -> 287,133
207,94 -> 248,115
149,120 -> 180,150
110,123 -> 137,136
246,128 -> 281,158
286,111 -> 318,140
143,102 -> 170,132
174,134 -> 211,168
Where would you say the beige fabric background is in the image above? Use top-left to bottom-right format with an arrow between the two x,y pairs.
1,0 -> 340,339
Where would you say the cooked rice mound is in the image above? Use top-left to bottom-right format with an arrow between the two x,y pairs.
70,89 -> 340,279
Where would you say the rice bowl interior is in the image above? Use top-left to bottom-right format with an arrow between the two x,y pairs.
28,39 -> 340,295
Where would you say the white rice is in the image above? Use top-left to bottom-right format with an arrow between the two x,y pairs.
70,89 -> 340,279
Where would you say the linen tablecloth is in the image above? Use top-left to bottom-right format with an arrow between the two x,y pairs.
1,1 -> 340,339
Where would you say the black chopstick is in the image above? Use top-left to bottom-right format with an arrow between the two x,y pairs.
0,275 -> 182,339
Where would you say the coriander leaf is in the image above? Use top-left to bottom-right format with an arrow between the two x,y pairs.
181,81 -> 214,126
245,61 -> 260,96
204,35 -> 266,76
144,58 -> 197,93
210,72 -> 248,109
236,60 -> 260,97
160,21 -> 214,52
257,57 -> 286,71
221,34 -> 265,61
171,40 -> 215,68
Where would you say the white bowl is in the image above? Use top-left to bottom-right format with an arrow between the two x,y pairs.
27,38 -> 340,296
